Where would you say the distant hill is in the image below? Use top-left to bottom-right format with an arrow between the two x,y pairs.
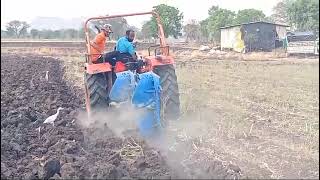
30,17 -> 85,30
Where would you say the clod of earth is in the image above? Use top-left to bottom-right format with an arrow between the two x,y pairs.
1,54 -> 241,179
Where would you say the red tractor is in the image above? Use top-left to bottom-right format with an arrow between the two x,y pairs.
83,11 -> 180,130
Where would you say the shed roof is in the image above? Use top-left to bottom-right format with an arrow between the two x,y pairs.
220,21 -> 289,29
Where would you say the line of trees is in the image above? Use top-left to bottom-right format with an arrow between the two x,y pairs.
139,0 -> 318,43
1,0 -> 318,43
182,0 -> 319,43
1,18 -> 140,40
1,25 -> 85,40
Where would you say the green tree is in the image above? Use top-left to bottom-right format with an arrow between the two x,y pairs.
64,29 -> 78,39
136,21 -> 155,41
143,4 -> 183,38
234,9 -> 266,24
1,30 -> 8,38
30,29 -> 40,39
199,19 -> 209,42
91,17 -> 130,40
78,27 -> 85,39
106,17 -> 130,40
52,30 -> 62,39
40,30 -> 54,39
143,20 -> 158,38
6,20 -> 30,38
206,6 -> 236,42
286,0 -> 319,32
183,19 -> 201,42
270,1 -> 288,24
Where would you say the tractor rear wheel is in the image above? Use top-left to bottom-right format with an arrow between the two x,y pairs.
84,72 -> 109,115
153,64 -> 181,123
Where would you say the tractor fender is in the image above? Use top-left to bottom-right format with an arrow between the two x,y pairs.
85,63 -> 112,74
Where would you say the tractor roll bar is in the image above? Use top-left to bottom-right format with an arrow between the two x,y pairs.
84,11 -> 168,62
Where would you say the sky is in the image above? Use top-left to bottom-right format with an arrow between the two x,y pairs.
1,0 -> 281,29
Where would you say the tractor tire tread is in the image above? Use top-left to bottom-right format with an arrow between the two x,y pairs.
153,64 -> 180,120
84,72 -> 109,114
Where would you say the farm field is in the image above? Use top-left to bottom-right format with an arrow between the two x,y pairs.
1,42 -> 319,179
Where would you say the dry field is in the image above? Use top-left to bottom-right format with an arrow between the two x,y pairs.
1,42 -> 319,179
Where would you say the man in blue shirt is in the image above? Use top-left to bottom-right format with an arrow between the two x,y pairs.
116,30 -> 137,61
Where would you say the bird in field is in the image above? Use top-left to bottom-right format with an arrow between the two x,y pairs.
43,107 -> 64,126
43,159 -> 62,180
38,126 -> 41,139
45,71 -> 49,81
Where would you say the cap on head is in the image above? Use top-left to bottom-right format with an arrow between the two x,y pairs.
103,24 -> 112,28
101,24 -> 112,33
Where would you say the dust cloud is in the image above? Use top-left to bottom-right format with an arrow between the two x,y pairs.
143,114 -> 215,177
75,106 -> 234,178
76,103 -> 145,139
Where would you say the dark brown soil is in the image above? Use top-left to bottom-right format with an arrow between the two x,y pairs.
1,53 -> 241,179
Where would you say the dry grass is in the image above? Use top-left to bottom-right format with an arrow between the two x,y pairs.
60,55 -> 85,89
1,47 -> 84,56
175,56 -> 319,178
177,60 -> 319,145
175,48 -> 290,61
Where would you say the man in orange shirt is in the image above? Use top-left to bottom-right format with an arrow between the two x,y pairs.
90,24 -> 112,63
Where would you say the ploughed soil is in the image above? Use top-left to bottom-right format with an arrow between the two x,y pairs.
1,53 -> 241,179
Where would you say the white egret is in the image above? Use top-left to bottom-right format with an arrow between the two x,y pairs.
43,107 -> 64,126
45,71 -> 49,81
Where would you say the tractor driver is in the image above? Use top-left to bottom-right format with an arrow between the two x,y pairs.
115,29 -> 138,62
90,24 -> 113,63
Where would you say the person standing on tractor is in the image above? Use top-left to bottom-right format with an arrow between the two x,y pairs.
90,24 -> 113,63
116,29 -> 138,61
